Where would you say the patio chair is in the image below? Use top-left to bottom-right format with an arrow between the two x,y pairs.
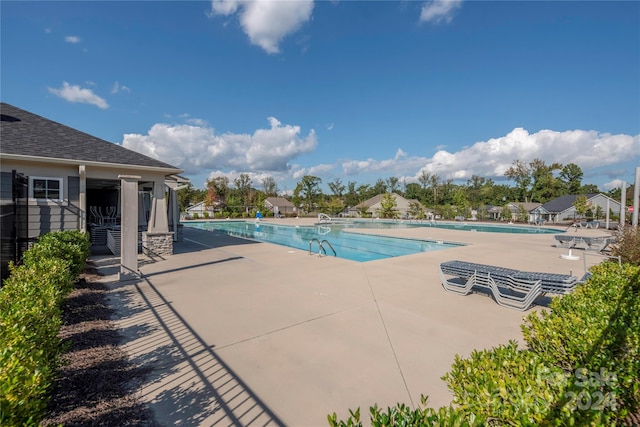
439,260 -> 590,310
554,235 -> 578,248
580,236 -> 613,252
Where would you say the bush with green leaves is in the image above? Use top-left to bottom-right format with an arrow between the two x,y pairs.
22,230 -> 91,277
0,230 -> 89,426
521,261 -> 639,424
443,341 -> 566,425
328,396 -> 484,427
328,261 -> 639,426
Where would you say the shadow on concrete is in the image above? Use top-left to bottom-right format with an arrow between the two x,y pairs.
110,272 -> 285,426
90,226 -> 260,260
141,256 -> 244,279
174,227 -> 261,255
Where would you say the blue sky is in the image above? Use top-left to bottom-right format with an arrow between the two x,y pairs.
2,0 -> 639,193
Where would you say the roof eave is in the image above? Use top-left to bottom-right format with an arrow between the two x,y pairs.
0,153 -> 183,175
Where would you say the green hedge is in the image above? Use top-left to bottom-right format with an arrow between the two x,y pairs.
329,261 -> 639,426
0,230 -> 90,426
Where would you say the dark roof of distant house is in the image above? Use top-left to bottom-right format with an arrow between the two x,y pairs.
265,197 -> 295,207
0,102 -> 181,172
356,192 -> 413,208
541,194 -> 600,213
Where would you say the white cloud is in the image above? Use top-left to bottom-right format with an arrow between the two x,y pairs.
342,148 -> 425,176
122,117 -> 317,175
65,35 -> 80,43
603,179 -> 627,191
336,128 -> 639,185
420,128 -> 639,182
291,163 -> 335,181
209,0 -> 314,54
420,0 -> 462,24
48,82 -> 109,109
110,81 -> 131,94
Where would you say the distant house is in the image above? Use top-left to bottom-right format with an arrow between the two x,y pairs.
265,197 -> 296,217
0,102 -> 186,280
351,193 -> 423,218
538,194 -> 622,224
185,202 -> 212,218
488,202 -> 541,222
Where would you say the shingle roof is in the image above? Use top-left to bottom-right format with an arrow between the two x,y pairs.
356,192 -> 414,208
265,197 -> 295,207
509,202 -> 541,212
541,194 -> 600,213
1,102 -> 181,172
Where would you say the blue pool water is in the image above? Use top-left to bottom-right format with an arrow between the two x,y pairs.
349,220 -> 563,234
185,221 -> 463,262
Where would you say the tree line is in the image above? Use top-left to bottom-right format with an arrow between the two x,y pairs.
177,159 -> 632,218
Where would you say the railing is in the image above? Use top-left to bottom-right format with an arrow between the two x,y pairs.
308,238 -> 337,258
309,238 -> 321,256
317,213 -> 332,223
320,239 -> 336,257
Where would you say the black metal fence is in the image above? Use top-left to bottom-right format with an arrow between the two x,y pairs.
1,170 -> 29,283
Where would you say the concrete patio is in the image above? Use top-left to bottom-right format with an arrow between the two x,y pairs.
93,219 -> 612,426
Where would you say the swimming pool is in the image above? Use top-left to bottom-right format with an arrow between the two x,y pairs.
348,220 -> 563,234
185,221 -> 463,262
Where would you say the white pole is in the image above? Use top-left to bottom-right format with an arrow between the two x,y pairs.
633,167 -> 639,227
620,181 -> 626,229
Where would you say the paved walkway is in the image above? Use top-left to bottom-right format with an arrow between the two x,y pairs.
93,219 -> 612,426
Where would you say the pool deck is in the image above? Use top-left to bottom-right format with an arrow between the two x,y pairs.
93,219 -> 614,426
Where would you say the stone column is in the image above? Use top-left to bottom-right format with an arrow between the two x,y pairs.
119,175 -> 140,280
143,180 -> 173,257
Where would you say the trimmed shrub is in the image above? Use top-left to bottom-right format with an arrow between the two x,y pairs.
522,262 -> 640,424
22,230 -> 91,277
443,341 -> 566,425
0,259 -> 70,425
328,396 -> 484,427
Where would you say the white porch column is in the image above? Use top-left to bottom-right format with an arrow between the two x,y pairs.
119,175 -> 140,280
148,180 -> 168,233
79,165 -> 86,231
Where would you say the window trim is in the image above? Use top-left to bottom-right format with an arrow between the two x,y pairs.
29,176 -> 64,201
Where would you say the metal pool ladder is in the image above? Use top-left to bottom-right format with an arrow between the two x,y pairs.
309,238 -> 337,258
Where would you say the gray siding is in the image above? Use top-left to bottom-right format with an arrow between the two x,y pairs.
27,176 -> 81,239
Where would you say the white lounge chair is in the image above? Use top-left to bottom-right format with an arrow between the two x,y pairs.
554,235 -> 578,248
580,236 -> 614,252
439,260 -> 590,310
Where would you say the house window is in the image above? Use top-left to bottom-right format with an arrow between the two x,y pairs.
30,177 -> 63,200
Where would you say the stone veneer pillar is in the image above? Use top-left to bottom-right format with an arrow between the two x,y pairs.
142,232 -> 174,257
143,180 -> 174,257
